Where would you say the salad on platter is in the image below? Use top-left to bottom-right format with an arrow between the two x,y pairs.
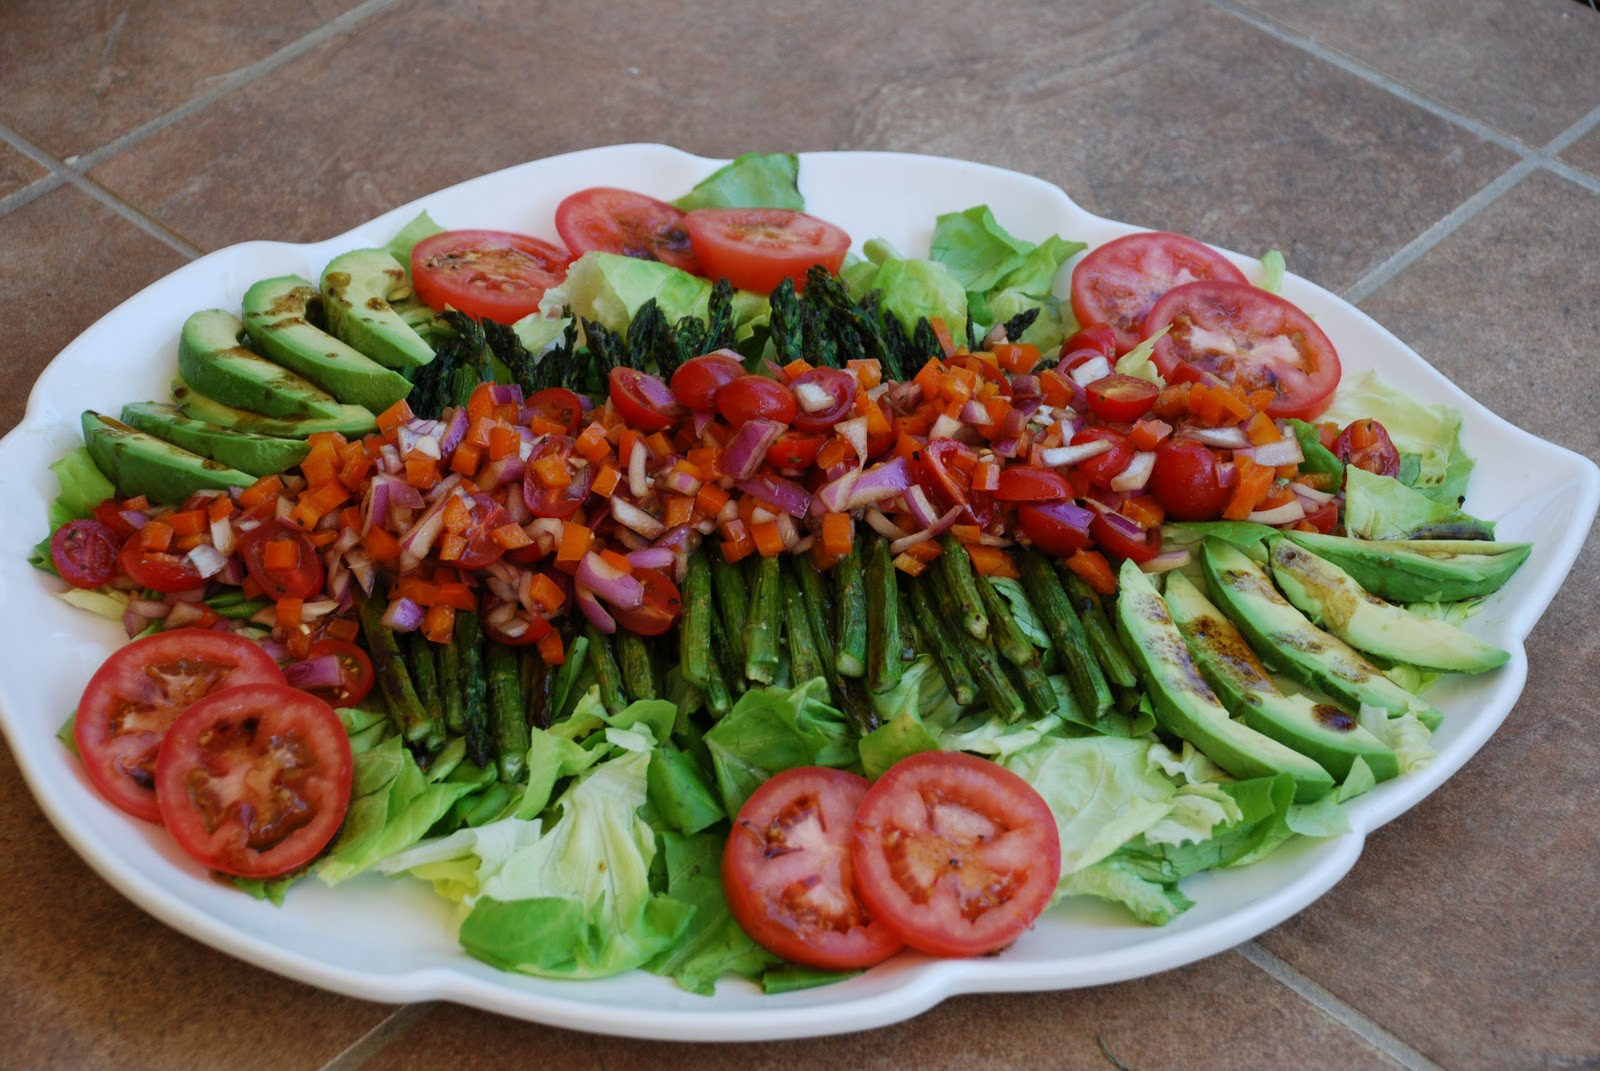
15,148 -> 1557,1000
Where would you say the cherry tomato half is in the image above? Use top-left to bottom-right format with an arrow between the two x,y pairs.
451,492 -> 513,571
766,431 -> 826,469
717,375 -> 797,428
1059,323 -> 1118,362
1069,427 -> 1134,488
724,766 -> 905,970
1085,373 -> 1159,423
1144,280 -> 1341,421
1148,438 -> 1231,522
788,367 -> 858,433
609,568 -> 683,637
1070,231 -> 1249,354
155,683 -> 352,878
522,436 -> 594,520
1017,500 -> 1094,556
851,751 -> 1060,958
683,207 -> 851,294
525,387 -> 585,436
298,638 -> 375,707
410,229 -> 573,325
74,629 -> 287,822
118,534 -> 205,594
51,519 -> 120,588
609,367 -> 685,432
237,523 -> 326,600
554,187 -> 702,275
994,465 -> 1071,502
1334,418 -> 1401,478
1090,511 -> 1162,564
670,351 -> 746,411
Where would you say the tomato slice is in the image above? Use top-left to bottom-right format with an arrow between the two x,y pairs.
788,367 -> 857,433
1085,373 -> 1159,423
155,683 -> 352,878
51,519 -> 120,588
994,465 -> 1071,503
118,536 -> 204,594
1148,438 -> 1232,522
850,751 -> 1060,958
1070,231 -> 1249,354
294,638 -> 375,707
411,229 -> 573,325
609,568 -> 682,637
554,187 -> 702,274
682,208 -> 851,294
1334,418 -> 1401,478
237,523 -> 325,600
526,387 -> 585,436
670,351 -> 745,411
609,367 -> 685,432
724,766 -> 905,970
74,630 -> 286,822
1144,280 -> 1341,421
717,375 -> 797,428
521,436 -> 594,519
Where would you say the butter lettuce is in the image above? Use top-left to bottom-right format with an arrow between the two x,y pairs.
673,152 -> 803,212
702,677 -> 857,816
929,205 -> 1083,352
1321,371 -> 1473,504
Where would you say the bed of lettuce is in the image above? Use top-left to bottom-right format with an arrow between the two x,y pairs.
32,151 -> 1502,996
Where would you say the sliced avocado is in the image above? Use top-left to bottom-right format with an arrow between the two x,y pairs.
1163,570 -> 1399,783
321,249 -> 436,369
240,275 -> 412,412
82,410 -> 254,504
172,378 -> 377,438
120,402 -> 308,478
1114,560 -> 1335,802
1282,529 -> 1532,603
1199,539 -> 1444,729
1268,538 -> 1509,675
178,309 -> 345,421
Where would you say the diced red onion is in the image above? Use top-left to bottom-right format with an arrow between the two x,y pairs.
1243,436 -> 1305,468
842,456 -> 911,511
1038,439 -> 1113,468
185,543 -> 228,579
736,474 -> 812,518
575,583 -> 616,634
722,419 -> 785,480
1070,355 -> 1113,385
1011,374 -> 1040,400
1183,425 -> 1251,450
477,454 -> 526,491
775,513 -> 800,550
929,412 -> 963,441
691,409 -> 717,437
119,509 -> 149,530
659,466 -> 702,496
437,407 -> 469,458
815,470 -> 860,513
795,381 -> 835,413
209,515 -> 236,557
166,601 -> 208,629
612,496 -> 666,539
960,399 -> 989,425
128,598 -> 169,618
1292,481 -> 1336,506
381,597 -> 426,632
627,546 -> 676,571
575,551 -> 645,610
1140,548 -> 1193,574
997,407 -> 1028,441
889,505 -> 963,555
488,382 -> 524,407
283,655 -> 344,691
864,507 -> 907,540
1111,450 -> 1156,492
1248,500 -> 1308,526
902,483 -> 941,530
992,437 -> 1020,459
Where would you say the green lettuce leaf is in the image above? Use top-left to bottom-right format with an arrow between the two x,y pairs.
1055,860 -> 1194,926
1257,250 -> 1286,295
30,447 -> 118,576
858,711 -> 941,779
844,252 -> 969,340
646,830 -> 779,995
702,677 -> 857,816
673,152 -> 803,211
545,251 -> 714,336
1320,371 -> 1473,503
384,210 -> 445,264
927,205 -> 1082,352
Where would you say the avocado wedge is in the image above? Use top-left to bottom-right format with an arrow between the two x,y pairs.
82,410 -> 254,503
240,275 -> 412,412
1114,560 -> 1335,802
178,309 -> 345,420
120,401 -> 308,478
1199,539 -> 1444,729
1268,538 -> 1509,674
1163,570 -> 1400,783
321,249 -> 436,369
1281,529 -> 1531,603
172,378 -> 377,438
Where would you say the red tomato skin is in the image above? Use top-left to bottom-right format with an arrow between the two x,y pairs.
1089,512 -> 1162,564
850,751 -> 1061,959
118,537 -> 204,594
74,630 -> 286,822
155,683 -> 352,878
683,208 -> 851,294
1334,419 -> 1401,478
717,375 -> 797,427
1070,427 -> 1134,488
521,436 -> 593,520
1085,374 -> 1159,423
670,352 -> 745,411
1302,499 -> 1339,534
452,492 -> 512,571
238,524 -> 325,600
1149,439 -> 1231,521
1017,501 -> 1094,556
609,367 -> 684,432
723,766 -> 905,970
1059,324 -> 1118,362
411,229 -> 572,325
765,431 -> 826,470
1071,231 -> 1249,354
526,387 -> 585,436
1143,280 -> 1341,421
303,638 -> 375,707
554,187 -> 702,274
788,368 -> 858,433
52,519 -> 120,588
609,569 -> 682,637
994,465 -> 1071,502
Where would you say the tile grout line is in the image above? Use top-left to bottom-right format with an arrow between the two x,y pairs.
1235,942 -> 1446,1071
316,1001 -> 437,1071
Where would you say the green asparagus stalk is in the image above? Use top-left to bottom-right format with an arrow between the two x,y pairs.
1017,549 -> 1114,717
404,630 -> 442,723
781,561 -> 825,684
907,579 -> 978,707
355,591 -> 441,749
976,574 -> 1039,670
523,647 -> 555,730
834,542 -> 868,678
436,621 -> 465,734
454,609 -> 492,768
709,553 -> 751,672
486,641 -> 529,783
617,629 -> 658,701
935,533 -> 989,641
679,548 -> 713,689
1061,568 -> 1140,690
744,554 -> 783,685
585,623 -> 628,714
864,537 -> 903,694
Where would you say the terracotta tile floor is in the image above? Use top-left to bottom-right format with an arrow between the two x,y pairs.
2,2 -> 1597,1068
